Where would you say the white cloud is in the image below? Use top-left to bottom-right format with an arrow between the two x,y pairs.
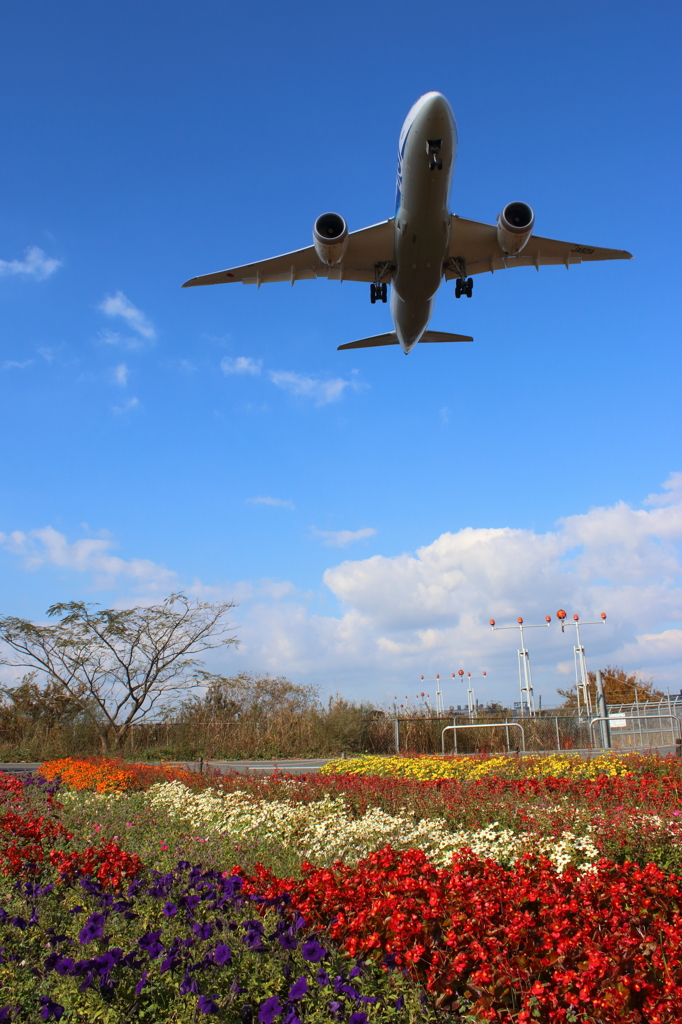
2,359 -> 34,370
221,356 -> 262,376
312,527 -> 377,547
246,497 -> 295,510
269,370 -> 361,406
98,292 -> 155,340
0,246 -> 61,281
112,397 -> 139,414
231,473 -> 682,696
2,476 -> 680,703
113,363 -> 128,386
0,526 -> 175,593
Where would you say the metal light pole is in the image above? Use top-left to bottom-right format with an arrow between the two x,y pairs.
557,611 -> 607,719
420,675 -> 443,715
490,616 -> 551,716
454,670 -> 487,720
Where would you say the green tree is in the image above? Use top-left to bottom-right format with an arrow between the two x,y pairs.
557,664 -> 666,708
0,594 -> 238,751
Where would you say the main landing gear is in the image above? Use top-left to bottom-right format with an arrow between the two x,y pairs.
370,283 -> 387,304
455,277 -> 473,298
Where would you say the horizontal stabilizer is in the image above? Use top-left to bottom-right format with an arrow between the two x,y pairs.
420,330 -> 473,343
337,330 -> 473,351
337,333 -> 399,350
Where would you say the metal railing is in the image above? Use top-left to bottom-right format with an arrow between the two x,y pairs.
590,714 -> 682,749
442,721 -> 526,754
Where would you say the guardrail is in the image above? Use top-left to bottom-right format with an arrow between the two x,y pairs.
441,721 -> 526,754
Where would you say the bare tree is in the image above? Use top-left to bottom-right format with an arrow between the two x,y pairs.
0,593 -> 238,751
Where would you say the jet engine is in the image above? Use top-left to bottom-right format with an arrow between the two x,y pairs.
496,201 -> 535,255
313,212 -> 348,266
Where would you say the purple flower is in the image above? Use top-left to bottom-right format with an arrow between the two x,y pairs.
282,1013 -> 302,1024
135,971 -> 149,995
180,972 -> 200,996
243,929 -> 266,951
11,917 -> 27,931
316,969 -> 330,987
198,995 -> 220,1014
39,995 -> 64,1021
0,1008 -> 14,1022
138,930 -> 164,959
349,1015 -> 369,1024
394,995 -> 405,1010
278,932 -> 297,950
213,944 -> 232,965
288,976 -> 308,1001
163,902 -> 178,917
78,913 -> 106,945
55,958 -> 75,976
193,922 -> 214,940
258,996 -> 282,1023
349,964 -> 362,979
301,939 -> 326,963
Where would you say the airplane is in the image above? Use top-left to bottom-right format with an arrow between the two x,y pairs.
182,92 -> 632,355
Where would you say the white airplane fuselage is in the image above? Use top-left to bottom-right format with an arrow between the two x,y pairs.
392,92 -> 457,352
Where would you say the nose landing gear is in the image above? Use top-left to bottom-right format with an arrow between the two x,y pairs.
427,139 -> 443,170
370,283 -> 388,304
455,277 -> 473,298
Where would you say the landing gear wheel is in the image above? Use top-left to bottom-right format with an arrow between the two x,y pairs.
466,278 -> 473,298
379,282 -> 387,303
370,284 -> 376,304
455,280 -> 462,299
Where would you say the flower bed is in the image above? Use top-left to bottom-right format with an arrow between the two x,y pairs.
242,847 -> 682,1022
319,752 -> 668,780
2,756 -> 682,1021
40,757 -> 204,793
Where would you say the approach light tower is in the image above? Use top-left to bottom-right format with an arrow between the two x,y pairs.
490,616 -> 551,716
557,610 -> 607,719
420,675 -> 444,715
454,670 -> 487,720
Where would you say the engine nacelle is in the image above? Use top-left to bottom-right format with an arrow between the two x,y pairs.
313,212 -> 348,266
496,201 -> 535,255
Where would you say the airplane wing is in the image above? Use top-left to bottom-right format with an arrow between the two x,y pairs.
182,219 -> 395,288
446,215 -> 632,278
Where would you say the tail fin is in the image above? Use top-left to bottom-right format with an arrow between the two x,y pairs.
338,330 -> 473,351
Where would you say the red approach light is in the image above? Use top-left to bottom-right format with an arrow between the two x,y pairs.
518,617 -> 523,624
545,616 -> 551,623
452,673 -> 456,678
557,609 -> 567,620
574,614 -> 579,621
601,612 -> 607,620
483,671 -> 487,676
420,692 -> 425,697
468,672 -> 471,677
490,619 -> 495,626
458,670 -> 464,677
420,675 -> 424,680
436,674 -> 440,679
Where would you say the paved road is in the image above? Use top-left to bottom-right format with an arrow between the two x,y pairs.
0,759 -> 334,777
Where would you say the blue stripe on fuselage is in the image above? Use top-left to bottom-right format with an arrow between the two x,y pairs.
394,123 -> 412,213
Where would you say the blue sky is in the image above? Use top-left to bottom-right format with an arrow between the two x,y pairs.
1,0 -> 680,707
